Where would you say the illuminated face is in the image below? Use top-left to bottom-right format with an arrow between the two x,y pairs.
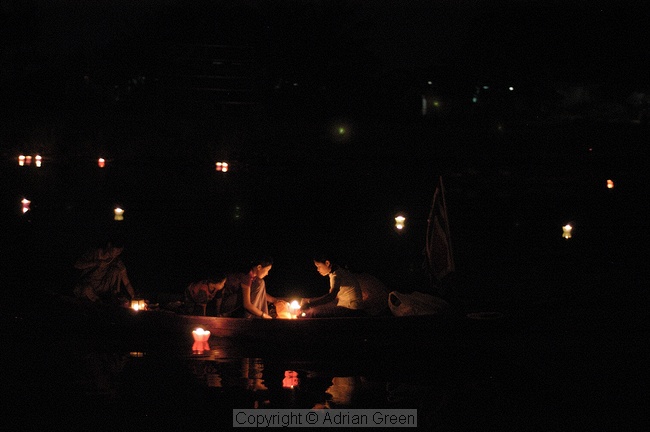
314,260 -> 332,276
254,265 -> 272,279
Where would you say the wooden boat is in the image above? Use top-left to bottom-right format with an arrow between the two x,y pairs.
42,291 -> 510,361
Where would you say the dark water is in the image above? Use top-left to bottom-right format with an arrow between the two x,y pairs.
2,119 -> 649,431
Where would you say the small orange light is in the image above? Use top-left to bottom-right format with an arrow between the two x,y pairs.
606,179 -> 614,189
98,158 -> 106,168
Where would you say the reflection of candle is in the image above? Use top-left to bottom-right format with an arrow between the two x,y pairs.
192,328 -> 211,354
562,224 -> 572,239
21,198 -> 31,214
114,207 -> 124,221
289,300 -> 300,318
283,370 -> 299,388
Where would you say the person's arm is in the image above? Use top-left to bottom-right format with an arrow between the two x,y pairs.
121,270 -> 135,299
241,281 -> 271,319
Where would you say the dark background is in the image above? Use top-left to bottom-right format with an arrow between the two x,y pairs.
2,0 -> 649,303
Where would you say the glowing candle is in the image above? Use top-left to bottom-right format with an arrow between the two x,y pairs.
289,300 -> 301,319
21,198 -> 31,214
562,224 -> 572,239
131,298 -> 146,311
35,155 -> 42,167
395,214 -> 406,230
98,158 -> 106,168
18,155 -> 25,166
216,161 -> 229,172
25,155 -> 32,166
114,207 -> 124,221
192,328 -> 211,354
606,179 -> 614,189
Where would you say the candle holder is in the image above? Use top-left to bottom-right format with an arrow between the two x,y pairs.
131,298 -> 146,311
192,328 -> 211,354
289,300 -> 301,319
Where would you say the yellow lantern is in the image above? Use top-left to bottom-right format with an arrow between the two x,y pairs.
562,224 -> 572,239
289,300 -> 301,319
130,298 -> 146,311
394,214 -> 406,231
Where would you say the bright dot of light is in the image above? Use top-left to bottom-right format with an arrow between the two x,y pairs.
338,127 -> 345,135
509,86 -> 514,91
606,179 -> 614,189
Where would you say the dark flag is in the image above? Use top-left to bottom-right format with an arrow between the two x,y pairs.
425,176 -> 455,291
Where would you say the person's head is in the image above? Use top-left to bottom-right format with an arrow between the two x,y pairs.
250,257 -> 273,279
313,253 -> 334,276
207,272 -> 228,291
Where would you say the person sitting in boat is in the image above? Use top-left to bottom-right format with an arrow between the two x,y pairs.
73,237 -> 135,305
184,272 -> 227,316
300,253 -> 365,318
220,257 -> 282,319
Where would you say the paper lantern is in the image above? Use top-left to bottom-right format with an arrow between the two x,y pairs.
192,328 -> 211,354
131,298 -> 146,311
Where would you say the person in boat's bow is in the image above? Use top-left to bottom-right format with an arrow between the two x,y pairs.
300,253 -> 365,318
73,237 -> 136,305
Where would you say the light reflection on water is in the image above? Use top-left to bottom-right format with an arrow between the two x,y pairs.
66,347 -> 450,430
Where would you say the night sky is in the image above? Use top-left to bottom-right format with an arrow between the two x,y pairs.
2,1 -> 649,92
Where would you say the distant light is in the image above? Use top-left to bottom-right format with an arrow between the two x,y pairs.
98,158 -> 106,168
21,198 -> 31,214
114,207 -> 124,221
35,155 -> 42,167
25,155 -> 32,166
606,179 -> 614,189
562,224 -> 572,239
216,161 -> 229,172
338,127 -> 345,135
472,97 -> 478,103
427,81 -> 433,85
131,298 -> 146,311
508,86 -> 514,91
483,86 -> 489,90
432,100 -> 440,108
18,155 -> 25,166
395,214 -> 406,231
